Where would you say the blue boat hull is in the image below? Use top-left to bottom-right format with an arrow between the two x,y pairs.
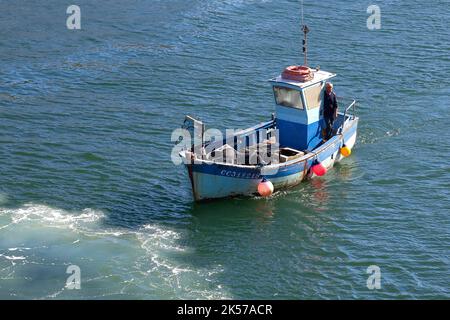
184,117 -> 358,201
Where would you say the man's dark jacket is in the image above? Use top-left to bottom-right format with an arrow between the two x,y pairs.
323,91 -> 338,120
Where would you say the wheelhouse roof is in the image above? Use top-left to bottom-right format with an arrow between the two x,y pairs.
269,69 -> 336,89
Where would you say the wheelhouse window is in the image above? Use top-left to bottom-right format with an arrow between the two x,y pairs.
273,86 -> 304,109
303,82 -> 323,110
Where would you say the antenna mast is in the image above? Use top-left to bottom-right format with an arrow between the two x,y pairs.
301,0 -> 310,66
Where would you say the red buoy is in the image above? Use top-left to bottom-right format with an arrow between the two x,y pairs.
312,161 -> 327,176
258,179 -> 274,197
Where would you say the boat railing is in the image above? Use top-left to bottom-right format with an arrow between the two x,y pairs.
337,96 -> 357,119
336,97 -> 357,134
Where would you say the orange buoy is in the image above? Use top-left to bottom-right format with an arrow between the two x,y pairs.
258,179 -> 274,197
311,161 -> 327,176
281,65 -> 313,82
340,145 -> 352,157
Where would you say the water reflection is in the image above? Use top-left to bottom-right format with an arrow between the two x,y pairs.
190,197 -> 275,224
310,179 -> 329,205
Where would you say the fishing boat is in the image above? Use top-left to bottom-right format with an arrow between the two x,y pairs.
177,23 -> 358,201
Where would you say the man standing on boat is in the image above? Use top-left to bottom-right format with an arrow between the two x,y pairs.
323,82 -> 338,140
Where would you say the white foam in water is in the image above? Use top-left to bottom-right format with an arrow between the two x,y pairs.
140,224 -> 186,252
8,247 -> 31,251
0,252 -> 27,267
135,224 -> 230,299
0,254 -> 26,261
0,203 -> 104,231
0,203 -> 229,299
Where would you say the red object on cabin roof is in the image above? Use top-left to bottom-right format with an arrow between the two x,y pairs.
281,65 -> 313,82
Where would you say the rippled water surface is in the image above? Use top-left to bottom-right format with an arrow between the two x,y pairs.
0,0 -> 449,299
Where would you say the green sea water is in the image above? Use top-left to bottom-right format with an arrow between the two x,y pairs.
0,0 -> 449,299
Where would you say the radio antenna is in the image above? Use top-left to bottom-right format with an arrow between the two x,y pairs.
301,0 -> 304,25
301,0 -> 310,66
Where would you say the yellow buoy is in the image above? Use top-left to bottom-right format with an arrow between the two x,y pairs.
340,145 -> 352,157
